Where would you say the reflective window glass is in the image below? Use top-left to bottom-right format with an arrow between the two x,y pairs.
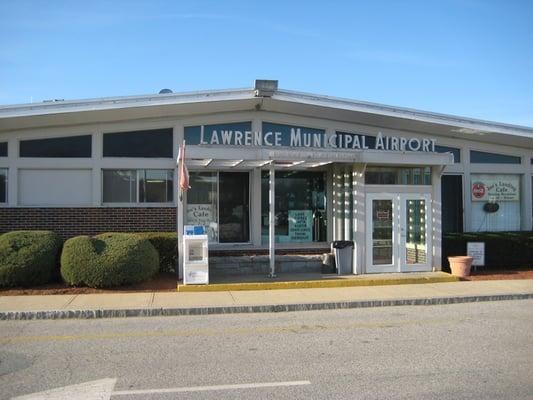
0,169 -> 7,203
20,135 -> 92,158
435,145 -> 461,163
186,172 -> 219,242
103,170 -> 136,203
0,142 -> 7,157
139,170 -> 173,203
365,167 -> 431,185
470,174 -> 521,231
103,129 -> 173,158
470,150 -> 521,164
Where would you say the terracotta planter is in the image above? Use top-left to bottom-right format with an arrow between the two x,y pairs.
448,256 -> 473,277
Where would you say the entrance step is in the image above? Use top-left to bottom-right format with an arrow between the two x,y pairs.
210,254 -> 324,275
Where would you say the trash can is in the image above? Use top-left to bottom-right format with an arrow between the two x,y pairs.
331,240 -> 354,275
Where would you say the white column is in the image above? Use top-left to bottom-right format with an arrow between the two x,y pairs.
251,168 -> 262,246
431,166 -> 443,271
344,164 -> 352,240
352,163 -> 366,274
91,129 -> 102,206
269,163 -> 276,277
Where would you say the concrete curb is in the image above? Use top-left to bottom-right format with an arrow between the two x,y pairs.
1,292 -> 532,320
177,275 -> 460,292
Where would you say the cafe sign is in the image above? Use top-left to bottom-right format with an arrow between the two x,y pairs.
471,175 -> 520,202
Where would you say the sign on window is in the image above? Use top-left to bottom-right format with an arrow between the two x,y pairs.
288,210 -> 313,242
471,175 -> 520,202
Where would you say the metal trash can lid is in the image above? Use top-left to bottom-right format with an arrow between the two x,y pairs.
331,240 -> 354,249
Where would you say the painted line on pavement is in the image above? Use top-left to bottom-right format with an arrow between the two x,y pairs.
0,317 -> 468,344
111,380 -> 311,396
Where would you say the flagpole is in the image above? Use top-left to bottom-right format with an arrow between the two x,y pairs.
177,141 -> 185,280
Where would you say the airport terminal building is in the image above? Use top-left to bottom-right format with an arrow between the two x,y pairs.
0,80 -> 532,275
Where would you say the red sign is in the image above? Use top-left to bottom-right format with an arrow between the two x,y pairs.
472,182 -> 486,199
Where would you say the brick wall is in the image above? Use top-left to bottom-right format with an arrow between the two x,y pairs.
0,207 -> 176,238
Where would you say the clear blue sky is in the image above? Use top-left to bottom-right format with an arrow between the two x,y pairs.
1,0 -> 532,126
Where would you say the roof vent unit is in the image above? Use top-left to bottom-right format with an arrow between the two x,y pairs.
254,80 -> 278,97
159,88 -> 173,94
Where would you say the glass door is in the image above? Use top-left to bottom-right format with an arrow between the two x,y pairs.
400,194 -> 432,271
366,193 -> 432,273
366,194 -> 398,273
219,172 -> 250,243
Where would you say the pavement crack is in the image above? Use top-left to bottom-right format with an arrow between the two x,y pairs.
63,295 -> 78,308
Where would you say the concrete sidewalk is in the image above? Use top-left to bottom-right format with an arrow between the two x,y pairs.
1,279 -> 532,320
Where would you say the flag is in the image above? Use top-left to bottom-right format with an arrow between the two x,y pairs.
177,140 -> 190,195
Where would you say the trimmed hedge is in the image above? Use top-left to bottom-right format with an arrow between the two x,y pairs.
0,231 -> 63,287
135,232 -> 178,273
60,233 -> 159,288
443,231 -> 533,269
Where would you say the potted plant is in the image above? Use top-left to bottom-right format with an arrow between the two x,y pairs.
448,256 -> 474,277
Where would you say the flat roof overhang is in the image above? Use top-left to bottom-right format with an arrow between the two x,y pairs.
1,88 -> 531,149
186,145 -> 454,169
261,96 -> 533,149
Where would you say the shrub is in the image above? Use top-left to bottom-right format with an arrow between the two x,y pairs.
0,231 -> 63,287
135,232 -> 178,273
443,231 -> 533,270
60,233 -> 159,288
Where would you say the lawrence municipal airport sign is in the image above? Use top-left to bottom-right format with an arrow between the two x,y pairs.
185,122 -> 437,152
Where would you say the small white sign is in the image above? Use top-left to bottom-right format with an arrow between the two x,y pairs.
467,242 -> 485,266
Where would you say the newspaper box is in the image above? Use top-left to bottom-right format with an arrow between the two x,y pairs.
183,233 -> 209,285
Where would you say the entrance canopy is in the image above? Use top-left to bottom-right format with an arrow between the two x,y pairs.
186,146 -> 455,169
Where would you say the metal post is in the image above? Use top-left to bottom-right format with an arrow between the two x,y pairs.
177,174 -> 184,280
268,162 -> 276,278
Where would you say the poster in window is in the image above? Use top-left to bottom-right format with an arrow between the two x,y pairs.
186,204 -> 217,241
288,210 -> 313,242
471,175 -> 520,202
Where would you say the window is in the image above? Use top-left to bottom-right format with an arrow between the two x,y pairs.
261,171 -> 327,243
103,129 -> 173,158
0,169 -> 7,203
365,167 -> 432,185
442,175 -> 463,233
470,150 -> 521,164
470,174 -> 521,231
186,172 -> 250,243
435,145 -> 461,163
0,142 -> 7,157
102,169 -> 173,203
19,135 -> 92,158
139,170 -> 174,203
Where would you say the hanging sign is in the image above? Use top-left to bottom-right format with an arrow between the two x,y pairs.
288,210 -> 313,242
471,175 -> 520,202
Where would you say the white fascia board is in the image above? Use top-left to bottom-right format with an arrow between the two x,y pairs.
273,90 -> 533,139
0,88 -> 256,119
